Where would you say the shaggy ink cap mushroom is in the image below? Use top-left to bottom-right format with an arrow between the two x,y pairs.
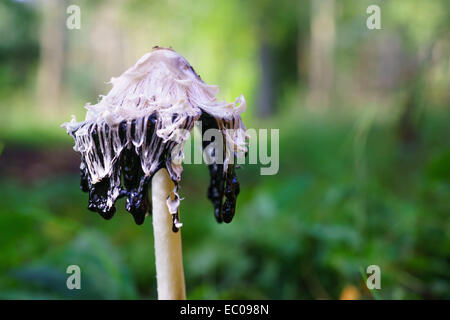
62,47 -> 247,231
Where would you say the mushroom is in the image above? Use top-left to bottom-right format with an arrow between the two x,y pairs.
62,47 -> 247,299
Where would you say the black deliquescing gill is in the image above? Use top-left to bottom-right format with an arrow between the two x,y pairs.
199,112 -> 241,224
72,113 -> 189,231
72,111 -> 240,230
62,47 -> 247,231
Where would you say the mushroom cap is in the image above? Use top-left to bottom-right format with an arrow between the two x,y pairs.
62,47 -> 247,229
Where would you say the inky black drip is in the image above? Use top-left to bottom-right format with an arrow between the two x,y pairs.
80,124 -> 121,220
120,144 -> 150,225
72,111 -> 242,231
199,112 -> 241,224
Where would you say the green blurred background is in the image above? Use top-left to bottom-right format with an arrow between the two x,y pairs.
0,0 -> 449,299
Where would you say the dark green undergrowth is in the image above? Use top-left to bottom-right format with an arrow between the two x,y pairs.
0,110 -> 448,299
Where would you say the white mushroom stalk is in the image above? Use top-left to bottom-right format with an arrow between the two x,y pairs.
62,47 -> 247,299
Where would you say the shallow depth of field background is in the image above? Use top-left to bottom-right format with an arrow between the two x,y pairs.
0,0 -> 449,299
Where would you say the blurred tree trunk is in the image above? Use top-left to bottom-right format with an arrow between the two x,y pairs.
36,0 -> 67,116
90,0 -> 126,95
257,40 -> 275,118
398,40 -> 439,148
255,0 -> 302,118
308,0 -> 335,108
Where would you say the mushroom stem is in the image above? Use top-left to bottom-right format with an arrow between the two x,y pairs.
151,168 -> 186,300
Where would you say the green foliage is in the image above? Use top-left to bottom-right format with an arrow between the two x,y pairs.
0,0 -> 449,300
0,0 -> 38,91
0,110 -> 448,299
